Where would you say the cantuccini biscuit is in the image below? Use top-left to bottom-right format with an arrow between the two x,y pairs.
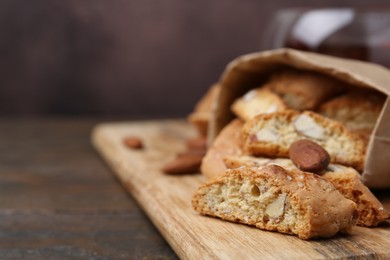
265,69 -> 344,110
188,84 -> 220,137
241,110 -> 366,171
223,155 -> 389,227
323,166 -> 390,227
200,119 -> 243,179
231,88 -> 287,121
317,89 -> 386,134
192,165 -> 357,239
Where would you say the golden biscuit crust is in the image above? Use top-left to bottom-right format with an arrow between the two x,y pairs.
266,69 -> 344,110
223,155 -> 389,227
317,89 -> 386,133
231,87 -> 287,121
201,119 -> 243,179
241,110 -> 366,171
192,165 -> 357,239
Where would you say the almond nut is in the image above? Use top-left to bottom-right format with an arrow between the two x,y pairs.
293,114 -> 324,140
186,137 -> 207,151
253,128 -> 279,142
162,153 -> 202,175
123,136 -> 143,149
243,89 -> 257,101
177,149 -> 206,158
265,193 -> 286,219
289,139 -> 330,173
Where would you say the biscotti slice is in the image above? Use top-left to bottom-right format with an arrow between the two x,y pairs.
241,110 -> 366,171
323,166 -> 390,227
224,155 -> 389,227
201,119 -> 243,179
192,165 -> 357,239
188,83 -> 220,137
266,69 -> 344,110
224,155 -> 299,172
231,88 -> 287,121
317,89 -> 386,134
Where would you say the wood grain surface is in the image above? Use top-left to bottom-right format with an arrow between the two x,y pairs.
92,120 -> 390,260
0,118 -> 177,259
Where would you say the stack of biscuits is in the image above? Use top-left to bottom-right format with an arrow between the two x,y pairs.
190,67 -> 389,239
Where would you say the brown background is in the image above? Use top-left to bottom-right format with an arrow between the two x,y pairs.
1,1 -> 389,118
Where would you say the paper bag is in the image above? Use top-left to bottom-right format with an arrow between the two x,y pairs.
209,48 -> 390,188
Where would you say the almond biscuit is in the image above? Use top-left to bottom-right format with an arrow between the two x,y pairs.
241,110 -> 366,171
200,119 -> 243,179
231,87 -> 287,121
266,69 -> 344,110
223,155 -> 389,227
192,165 -> 357,239
317,89 -> 386,134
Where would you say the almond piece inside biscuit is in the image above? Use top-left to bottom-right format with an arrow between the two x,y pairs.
293,114 -> 325,140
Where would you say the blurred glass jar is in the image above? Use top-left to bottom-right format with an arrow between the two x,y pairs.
262,8 -> 390,67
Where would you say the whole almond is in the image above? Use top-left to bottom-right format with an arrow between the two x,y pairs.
186,137 -> 207,150
177,149 -> 206,158
162,153 -> 203,175
123,136 -> 143,149
289,139 -> 330,173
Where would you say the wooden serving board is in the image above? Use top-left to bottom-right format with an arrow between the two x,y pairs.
92,120 -> 390,259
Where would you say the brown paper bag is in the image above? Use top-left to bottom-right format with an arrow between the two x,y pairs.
209,48 -> 390,188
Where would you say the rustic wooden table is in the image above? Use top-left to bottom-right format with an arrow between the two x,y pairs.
0,118 -> 178,259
